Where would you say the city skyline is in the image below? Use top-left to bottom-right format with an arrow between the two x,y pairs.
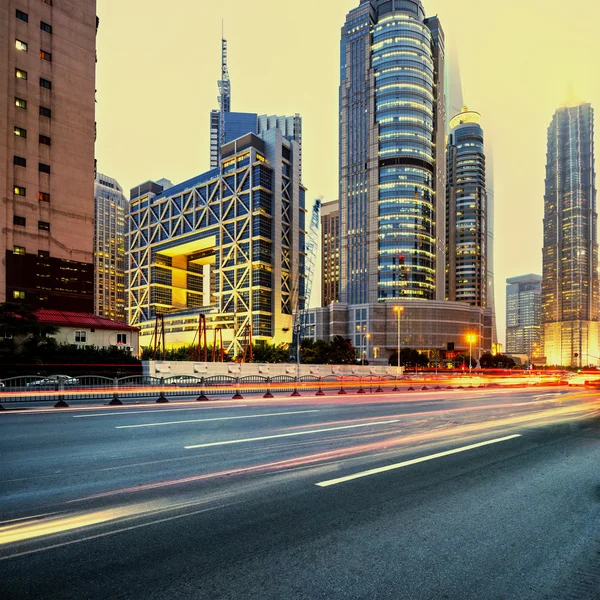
95,0 -> 600,346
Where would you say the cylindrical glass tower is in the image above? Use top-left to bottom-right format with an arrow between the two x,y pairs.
373,7 -> 437,300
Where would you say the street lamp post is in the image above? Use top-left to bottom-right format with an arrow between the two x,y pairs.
466,333 -> 477,375
394,307 -> 404,372
366,333 -> 371,365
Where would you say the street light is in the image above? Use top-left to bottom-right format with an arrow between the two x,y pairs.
366,333 -> 371,365
466,333 -> 477,374
394,306 -> 404,371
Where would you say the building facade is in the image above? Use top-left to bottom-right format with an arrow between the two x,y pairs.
127,130 -> 306,356
339,0 -> 445,306
1,0 -> 97,311
446,107 -> 488,307
542,103 -> 598,367
94,173 -> 127,322
506,274 -> 542,361
321,200 -> 340,306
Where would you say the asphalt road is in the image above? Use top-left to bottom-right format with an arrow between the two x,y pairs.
1,387 -> 599,600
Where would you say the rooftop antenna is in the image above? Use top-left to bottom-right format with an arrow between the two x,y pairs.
217,21 -> 231,151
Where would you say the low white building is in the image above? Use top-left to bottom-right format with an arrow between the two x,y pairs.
36,309 -> 139,356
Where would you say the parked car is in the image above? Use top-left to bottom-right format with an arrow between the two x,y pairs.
26,375 -> 79,388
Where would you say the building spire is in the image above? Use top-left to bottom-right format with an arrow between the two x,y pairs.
217,23 -> 231,148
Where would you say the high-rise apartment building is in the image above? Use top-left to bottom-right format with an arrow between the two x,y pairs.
506,274 -> 542,361
1,1 -> 97,311
542,102 -> 598,367
128,130 -> 306,356
321,200 -> 340,306
94,173 -> 127,322
446,107 -> 488,307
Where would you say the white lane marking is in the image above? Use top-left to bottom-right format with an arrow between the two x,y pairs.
315,434 -> 522,487
117,410 -> 321,429
73,405 -> 249,418
185,419 -> 403,449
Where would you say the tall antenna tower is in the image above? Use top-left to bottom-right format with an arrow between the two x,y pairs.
217,24 -> 231,150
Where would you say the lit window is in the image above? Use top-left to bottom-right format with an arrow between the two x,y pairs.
14,126 -> 27,138
38,192 -> 51,202
15,97 -> 27,109
75,331 -> 87,343
16,9 -> 28,22
40,49 -> 52,61
13,246 -> 26,256
40,22 -> 52,34
14,186 -> 26,196
13,291 -> 26,300
15,68 -> 27,80
39,163 -> 51,174
40,77 -> 51,89
15,39 -> 28,51
14,156 -> 26,167
38,221 -> 50,231
39,134 -> 51,146
39,106 -> 51,118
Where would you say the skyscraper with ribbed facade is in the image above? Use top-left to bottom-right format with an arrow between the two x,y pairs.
446,107 -> 488,307
542,102 -> 598,367
339,0 -> 445,305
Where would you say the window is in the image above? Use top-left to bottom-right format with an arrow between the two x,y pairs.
14,186 -> 26,196
13,246 -> 26,256
116,333 -> 127,344
14,156 -> 26,167
39,134 -> 51,146
75,331 -> 87,343
38,192 -> 51,202
16,9 -> 28,22
13,216 -> 26,227
39,163 -> 51,174
39,106 -> 51,118
15,97 -> 27,109
40,50 -> 52,61
41,0 -> 53,5
40,77 -> 51,89
38,250 -> 50,258
38,221 -> 50,231
14,126 -> 26,138
15,68 -> 27,80
15,39 -> 28,52
40,22 -> 52,34
13,291 -> 26,300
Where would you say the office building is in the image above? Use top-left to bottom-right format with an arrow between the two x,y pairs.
1,0 -> 97,311
542,102 -> 598,367
209,36 -> 302,174
127,130 -> 306,356
321,200 -> 340,306
446,107 -> 489,307
339,0 -> 446,305
94,173 -> 127,322
506,274 -> 542,361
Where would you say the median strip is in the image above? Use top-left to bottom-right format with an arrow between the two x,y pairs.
315,434 -> 522,487
184,419 -> 403,449
116,410 -> 320,429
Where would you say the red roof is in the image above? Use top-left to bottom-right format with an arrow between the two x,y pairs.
35,309 -> 139,332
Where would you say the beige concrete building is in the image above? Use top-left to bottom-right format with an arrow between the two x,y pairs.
0,0 -> 97,311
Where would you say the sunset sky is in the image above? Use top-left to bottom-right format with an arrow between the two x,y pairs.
95,0 -> 600,345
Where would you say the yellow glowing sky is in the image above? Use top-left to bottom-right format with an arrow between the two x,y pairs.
96,0 -> 600,346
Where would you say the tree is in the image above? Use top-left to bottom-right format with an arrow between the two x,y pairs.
300,339 -> 330,364
389,348 -> 429,367
480,352 -> 516,369
251,341 -> 289,363
328,336 -> 359,365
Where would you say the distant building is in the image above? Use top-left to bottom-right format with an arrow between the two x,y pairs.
94,173 -> 127,322
35,309 -> 139,356
506,274 -> 542,361
542,102 -> 598,366
127,130 -> 306,356
1,0 -> 97,311
321,200 -> 340,306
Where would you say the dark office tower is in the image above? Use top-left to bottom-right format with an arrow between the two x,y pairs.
542,102 -> 598,367
339,0 -> 445,305
321,200 -> 340,306
446,107 -> 488,307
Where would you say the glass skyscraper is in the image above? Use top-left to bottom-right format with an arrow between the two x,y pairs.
542,102 -> 598,367
339,0 -> 445,305
506,274 -> 542,361
446,107 -> 488,307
